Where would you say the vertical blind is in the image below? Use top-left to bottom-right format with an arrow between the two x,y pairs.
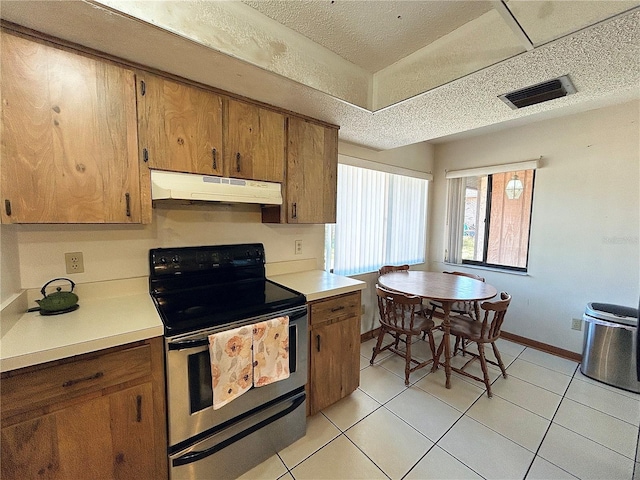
326,164 -> 428,276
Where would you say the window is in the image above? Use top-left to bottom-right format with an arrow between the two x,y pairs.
325,163 -> 429,276
445,161 -> 537,272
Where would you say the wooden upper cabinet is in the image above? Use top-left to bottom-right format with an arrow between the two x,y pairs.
136,72 -> 224,176
286,117 -> 338,224
225,99 -> 285,182
0,32 -> 141,224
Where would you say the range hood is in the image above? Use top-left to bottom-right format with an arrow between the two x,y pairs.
150,170 -> 283,205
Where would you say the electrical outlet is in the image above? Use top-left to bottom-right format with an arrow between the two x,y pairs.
65,252 -> 84,274
361,304 -> 366,315
294,240 -> 302,255
571,318 -> 582,331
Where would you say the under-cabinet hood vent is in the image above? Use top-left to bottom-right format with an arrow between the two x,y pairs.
150,170 -> 282,205
498,75 -> 577,110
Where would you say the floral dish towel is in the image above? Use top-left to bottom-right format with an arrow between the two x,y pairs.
252,316 -> 290,387
208,324 -> 253,410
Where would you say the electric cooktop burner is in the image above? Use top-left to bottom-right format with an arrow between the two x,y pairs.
148,244 -> 306,336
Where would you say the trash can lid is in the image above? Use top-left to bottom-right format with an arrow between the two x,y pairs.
585,302 -> 638,327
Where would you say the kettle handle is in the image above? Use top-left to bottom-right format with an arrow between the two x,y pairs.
41,278 -> 76,297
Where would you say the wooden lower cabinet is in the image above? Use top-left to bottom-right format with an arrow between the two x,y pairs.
307,291 -> 361,415
0,337 -> 167,480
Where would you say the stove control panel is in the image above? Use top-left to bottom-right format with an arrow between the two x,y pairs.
150,243 -> 265,276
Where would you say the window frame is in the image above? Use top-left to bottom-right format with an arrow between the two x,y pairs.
460,171 -> 536,273
445,159 -> 539,273
325,161 -> 430,276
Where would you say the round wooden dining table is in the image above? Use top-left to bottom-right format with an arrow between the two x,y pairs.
378,271 -> 498,389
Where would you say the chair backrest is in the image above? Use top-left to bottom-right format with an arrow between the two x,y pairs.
375,284 -> 422,334
443,271 -> 485,314
378,264 -> 410,276
443,271 -> 485,282
477,292 -> 512,341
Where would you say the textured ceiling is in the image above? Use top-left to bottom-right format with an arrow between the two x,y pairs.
241,0 -> 495,73
1,1 -> 639,151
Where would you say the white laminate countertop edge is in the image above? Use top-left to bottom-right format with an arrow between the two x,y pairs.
1,270 -> 365,372
0,278 -> 163,372
269,270 -> 366,302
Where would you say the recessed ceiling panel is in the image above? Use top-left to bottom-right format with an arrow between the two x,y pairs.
373,9 -> 525,110
242,0 -> 494,73
506,0 -> 640,45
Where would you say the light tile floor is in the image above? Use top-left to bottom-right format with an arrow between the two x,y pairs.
240,335 -> 640,480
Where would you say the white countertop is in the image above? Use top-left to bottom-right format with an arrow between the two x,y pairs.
0,277 -> 163,372
0,269 -> 364,372
269,270 -> 366,302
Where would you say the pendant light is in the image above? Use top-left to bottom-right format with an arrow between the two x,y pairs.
505,174 -> 524,199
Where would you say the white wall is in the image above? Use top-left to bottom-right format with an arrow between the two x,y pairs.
339,141 -> 436,334
0,224 -> 21,305
8,204 -> 324,291
430,100 -> 640,354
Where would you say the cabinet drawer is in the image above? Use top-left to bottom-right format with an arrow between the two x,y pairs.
1,343 -> 152,423
309,292 -> 360,326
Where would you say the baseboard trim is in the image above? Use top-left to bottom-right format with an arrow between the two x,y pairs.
360,328 -> 582,363
361,327 -> 381,343
501,331 -> 582,362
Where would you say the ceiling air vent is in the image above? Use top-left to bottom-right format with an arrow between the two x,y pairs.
498,75 -> 576,110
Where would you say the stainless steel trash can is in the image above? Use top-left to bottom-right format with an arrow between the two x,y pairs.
581,303 -> 640,393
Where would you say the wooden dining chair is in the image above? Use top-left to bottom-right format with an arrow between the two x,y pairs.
378,264 -> 410,276
437,292 -> 511,397
371,285 -> 437,385
425,271 -> 486,321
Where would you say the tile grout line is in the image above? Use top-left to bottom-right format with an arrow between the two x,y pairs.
356,341 -> 632,480
362,341 -> 490,479
521,362 -> 578,480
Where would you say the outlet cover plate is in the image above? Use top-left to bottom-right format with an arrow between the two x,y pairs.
65,252 -> 84,274
571,318 -> 582,331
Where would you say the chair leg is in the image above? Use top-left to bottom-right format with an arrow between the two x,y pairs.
426,330 -> 436,362
432,334 -> 445,372
370,328 -> 386,365
453,335 -> 461,356
477,343 -> 492,398
394,332 -> 401,349
491,341 -> 508,378
404,335 -> 413,385
422,305 -> 437,340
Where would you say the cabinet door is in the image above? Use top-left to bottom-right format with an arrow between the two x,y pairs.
286,117 -> 338,224
309,316 -> 361,415
0,32 -> 141,224
137,73 -> 223,176
226,99 -> 285,182
0,383 -> 155,480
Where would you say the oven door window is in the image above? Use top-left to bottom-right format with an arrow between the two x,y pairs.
188,350 -> 213,413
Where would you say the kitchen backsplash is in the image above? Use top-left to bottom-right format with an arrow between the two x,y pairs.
12,203 -> 325,290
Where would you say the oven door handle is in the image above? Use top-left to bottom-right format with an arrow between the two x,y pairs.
172,392 -> 306,467
168,338 -> 210,351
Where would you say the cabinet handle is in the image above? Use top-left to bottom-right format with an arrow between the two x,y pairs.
316,334 -> 321,352
140,79 -> 146,96
292,203 -> 297,219
330,306 -> 345,312
136,395 -> 142,422
62,371 -> 104,388
4,199 -> 11,216
236,152 -> 241,172
125,193 -> 131,217
143,148 -> 149,163
212,148 -> 217,170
